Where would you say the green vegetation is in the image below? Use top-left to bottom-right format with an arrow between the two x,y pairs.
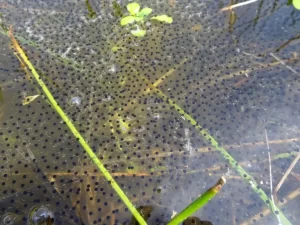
112,1 -> 124,17
293,0 -> 300,9
120,2 -> 173,37
167,177 -> 226,225
288,0 -> 300,9
3,1 -> 298,224
85,0 -> 96,18
0,13 -> 8,32
8,28 -> 148,225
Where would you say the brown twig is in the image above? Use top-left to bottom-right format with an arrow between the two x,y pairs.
191,54 -> 299,91
127,136 -> 300,163
23,150 -> 293,179
273,152 -> 300,203
219,55 -> 298,80
110,203 -> 116,225
291,172 -> 300,181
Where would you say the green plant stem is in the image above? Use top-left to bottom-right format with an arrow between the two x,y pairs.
0,26 -> 83,72
85,0 -> 96,18
8,29 -> 147,225
167,177 -> 226,225
156,87 -> 291,225
125,63 -> 292,224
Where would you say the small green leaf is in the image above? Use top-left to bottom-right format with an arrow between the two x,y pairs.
112,46 -> 124,52
131,28 -> 146,37
120,16 -> 136,25
136,8 -> 152,17
133,16 -> 144,22
151,15 -> 173,23
127,2 -> 140,15
293,0 -> 300,9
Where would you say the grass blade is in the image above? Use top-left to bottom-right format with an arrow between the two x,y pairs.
7,26 -> 147,225
167,177 -> 226,225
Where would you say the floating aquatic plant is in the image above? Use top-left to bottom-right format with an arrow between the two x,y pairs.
120,2 -> 173,37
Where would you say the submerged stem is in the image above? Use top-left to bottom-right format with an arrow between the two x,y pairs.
125,62 -> 292,224
7,26 -> 147,225
167,177 -> 226,225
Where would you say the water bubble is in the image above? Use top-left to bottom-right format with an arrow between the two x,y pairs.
108,64 -> 117,74
1,213 -> 22,225
70,96 -> 81,106
29,206 -> 54,225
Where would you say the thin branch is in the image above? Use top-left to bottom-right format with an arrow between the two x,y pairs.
274,152 -> 300,202
220,0 -> 259,12
270,52 -> 299,75
275,34 -> 300,53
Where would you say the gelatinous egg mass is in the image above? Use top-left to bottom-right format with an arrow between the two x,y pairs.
0,0 -> 299,225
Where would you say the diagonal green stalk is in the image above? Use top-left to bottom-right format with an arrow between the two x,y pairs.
167,177 -> 226,225
0,27 -> 83,71
127,64 -> 291,224
156,87 -> 291,225
85,0 -> 97,18
8,28 -> 147,225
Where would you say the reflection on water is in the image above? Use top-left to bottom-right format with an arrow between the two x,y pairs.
0,0 -> 300,224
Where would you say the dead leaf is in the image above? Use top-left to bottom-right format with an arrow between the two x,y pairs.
191,24 -> 202,32
168,0 -> 176,7
22,95 -> 39,105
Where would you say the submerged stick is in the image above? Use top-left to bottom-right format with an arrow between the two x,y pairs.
7,26 -> 147,225
274,151 -> 300,202
167,177 -> 226,225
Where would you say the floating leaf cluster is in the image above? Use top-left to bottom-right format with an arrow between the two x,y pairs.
120,2 -> 173,37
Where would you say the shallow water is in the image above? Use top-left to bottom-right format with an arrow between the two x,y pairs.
0,0 -> 300,224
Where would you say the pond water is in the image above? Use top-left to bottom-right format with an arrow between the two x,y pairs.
0,0 -> 300,224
